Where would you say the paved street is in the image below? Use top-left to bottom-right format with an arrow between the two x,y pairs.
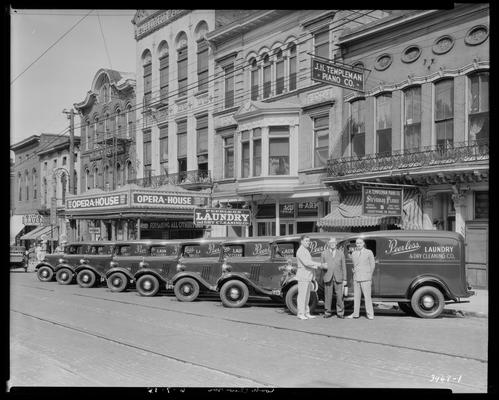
9,272 -> 487,391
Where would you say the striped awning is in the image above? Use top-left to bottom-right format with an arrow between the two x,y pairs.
317,190 -> 424,229
20,225 -> 58,241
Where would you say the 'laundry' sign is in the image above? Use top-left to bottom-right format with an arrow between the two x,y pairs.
193,208 -> 251,226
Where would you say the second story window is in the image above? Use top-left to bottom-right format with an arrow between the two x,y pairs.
251,59 -> 259,101
468,71 -> 489,144
289,44 -> 297,91
143,62 -> 152,107
350,99 -> 366,157
276,50 -> 284,95
241,131 -> 250,178
177,46 -> 188,98
314,30 -> 329,59
263,54 -> 271,99
197,40 -> 209,92
376,93 -> 392,155
314,115 -> 329,167
404,86 -> 422,151
159,125 -> 168,175
33,169 -> 37,199
177,119 -> 187,176
435,79 -> 454,149
224,64 -> 234,108
223,135 -> 234,179
143,130 -> 152,178
269,126 -> 289,176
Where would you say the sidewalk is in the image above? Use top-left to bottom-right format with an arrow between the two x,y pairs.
442,288 -> 488,318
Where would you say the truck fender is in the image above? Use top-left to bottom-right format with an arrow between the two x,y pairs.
133,268 -> 166,283
407,275 -> 455,301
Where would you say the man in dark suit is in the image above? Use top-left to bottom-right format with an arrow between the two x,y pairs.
347,238 -> 376,320
320,237 -> 347,318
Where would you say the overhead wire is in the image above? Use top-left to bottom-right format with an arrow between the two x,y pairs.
97,12 -> 113,70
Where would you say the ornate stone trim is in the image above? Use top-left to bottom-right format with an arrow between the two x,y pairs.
432,35 -> 454,55
465,25 -> 489,46
374,53 -> 392,71
401,45 -> 422,63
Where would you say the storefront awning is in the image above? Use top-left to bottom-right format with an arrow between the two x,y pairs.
317,191 -> 424,229
10,215 -> 24,245
20,225 -> 58,241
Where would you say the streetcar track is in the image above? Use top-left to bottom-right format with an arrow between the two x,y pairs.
15,282 -> 487,364
68,291 -> 487,364
11,309 -> 271,387
16,283 -> 55,292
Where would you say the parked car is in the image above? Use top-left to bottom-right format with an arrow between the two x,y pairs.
173,237 -> 274,303
10,245 -> 26,271
107,240 -> 182,294
140,238 -> 223,298
74,242 -> 117,288
35,243 -> 82,282
334,230 -> 475,318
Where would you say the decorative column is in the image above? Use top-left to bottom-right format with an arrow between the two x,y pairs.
452,185 -> 470,238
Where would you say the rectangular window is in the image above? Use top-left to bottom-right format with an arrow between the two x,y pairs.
159,125 -> 168,175
269,127 -> 289,175
404,86 -> 421,151
177,47 -> 188,98
376,94 -> 392,155
469,72 -> 489,144
241,138 -> 250,178
474,191 -> 488,219
263,60 -> 271,99
289,45 -> 296,91
314,30 -> 329,59
224,64 -> 234,109
350,100 -> 365,157
276,57 -> 284,95
435,79 -> 454,149
253,138 -> 261,177
251,66 -> 259,100
159,55 -> 169,104
196,114 -> 208,155
223,136 -> 234,179
197,41 -> 209,92
143,62 -> 152,107
62,156 -> 67,166
143,130 -> 152,168
314,115 -> 329,167
177,120 -> 187,158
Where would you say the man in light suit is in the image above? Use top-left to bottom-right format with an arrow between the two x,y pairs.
296,235 -> 322,320
320,237 -> 347,318
347,238 -> 376,320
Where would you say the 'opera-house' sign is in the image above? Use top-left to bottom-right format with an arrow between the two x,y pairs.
67,194 -> 128,209
194,208 -> 251,226
132,193 -> 193,207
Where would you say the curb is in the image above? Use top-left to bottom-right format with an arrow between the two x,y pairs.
442,308 -> 488,318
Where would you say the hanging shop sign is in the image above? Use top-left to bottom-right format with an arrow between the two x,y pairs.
193,208 -> 251,226
132,192 -> 194,207
311,58 -> 364,91
362,186 -> 402,216
88,227 -> 101,234
140,220 -> 198,230
22,213 -> 48,226
66,193 -> 128,210
50,197 -> 58,226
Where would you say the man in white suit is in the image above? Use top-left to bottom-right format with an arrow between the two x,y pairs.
296,235 -> 322,320
347,238 -> 376,320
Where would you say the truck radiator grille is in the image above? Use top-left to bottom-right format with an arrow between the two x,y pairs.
202,265 -> 211,280
250,266 -> 260,282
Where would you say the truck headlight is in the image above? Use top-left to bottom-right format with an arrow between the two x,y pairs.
58,258 -> 65,264
221,263 -> 231,272
176,263 -> 184,272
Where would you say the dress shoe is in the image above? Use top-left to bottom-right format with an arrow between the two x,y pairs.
297,315 -> 308,320
323,312 -> 333,318
337,315 -> 345,319
346,314 -> 359,319
305,314 -> 317,319
367,316 -> 374,320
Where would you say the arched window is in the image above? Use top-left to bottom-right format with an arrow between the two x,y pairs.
275,49 -> 284,95
263,54 -> 271,99
195,22 -> 209,92
176,32 -> 188,97
85,168 -> 90,190
94,116 -> 99,145
125,160 -> 132,183
42,177 -> 47,205
142,49 -> 152,108
115,109 -> 121,136
32,168 -> 37,199
126,105 -> 133,138
288,43 -> 297,91
116,162 -> 122,187
376,93 -> 392,155
25,171 -> 29,201
435,79 -> 454,149
104,165 -> 109,189
73,170 -> 77,195
87,120 -> 93,150
61,173 -> 67,204
250,58 -> 259,100
468,71 -> 489,144
158,41 -> 169,104
93,167 -> 99,189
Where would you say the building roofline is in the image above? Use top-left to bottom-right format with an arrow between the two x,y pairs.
10,135 -> 40,151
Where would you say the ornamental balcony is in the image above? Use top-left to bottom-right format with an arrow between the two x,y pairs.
325,140 -> 489,184
128,170 -> 212,189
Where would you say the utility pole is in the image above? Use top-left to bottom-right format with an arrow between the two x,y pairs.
63,108 -> 75,194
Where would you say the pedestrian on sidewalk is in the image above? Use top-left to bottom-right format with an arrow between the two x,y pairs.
320,237 -> 347,319
296,234 -> 322,320
347,238 -> 376,320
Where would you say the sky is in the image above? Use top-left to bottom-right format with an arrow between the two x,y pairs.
10,9 -> 138,159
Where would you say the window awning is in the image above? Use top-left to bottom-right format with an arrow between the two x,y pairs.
10,215 -> 25,245
20,225 -> 58,241
317,191 -> 423,229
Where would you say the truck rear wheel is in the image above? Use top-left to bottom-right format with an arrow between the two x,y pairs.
77,270 -> 97,288
284,284 -> 318,315
37,266 -> 54,282
410,286 -> 445,318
